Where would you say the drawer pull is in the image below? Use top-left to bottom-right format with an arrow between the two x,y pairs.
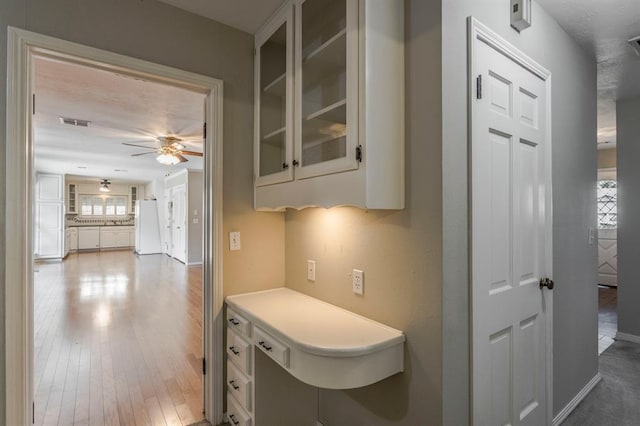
228,318 -> 240,326
229,380 -> 240,390
229,414 -> 240,425
229,346 -> 240,355
258,341 -> 272,351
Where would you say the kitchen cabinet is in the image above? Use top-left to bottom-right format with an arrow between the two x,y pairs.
34,174 -> 64,259
254,0 -> 404,210
66,183 -> 77,214
78,227 -> 100,250
129,185 -> 144,214
99,226 -> 134,249
64,227 -> 78,256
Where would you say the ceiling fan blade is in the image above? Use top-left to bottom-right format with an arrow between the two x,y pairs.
175,153 -> 189,163
122,142 -> 158,149
181,150 -> 203,157
131,152 -> 157,157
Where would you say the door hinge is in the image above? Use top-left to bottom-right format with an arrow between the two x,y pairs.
476,74 -> 482,99
356,145 -> 363,162
32,94 -> 36,115
202,357 -> 206,375
203,122 -> 207,139
32,401 -> 35,424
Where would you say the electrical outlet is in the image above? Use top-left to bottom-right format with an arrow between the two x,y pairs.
307,260 -> 316,282
229,231 -> 241,251
352,269 -> 364,295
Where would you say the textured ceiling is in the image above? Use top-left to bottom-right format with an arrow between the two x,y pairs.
157,0 -> 285,34
537,0 -> 640,148
34,57 -> 205,182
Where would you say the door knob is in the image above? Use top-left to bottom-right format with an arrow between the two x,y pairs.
539,278 -> 554,290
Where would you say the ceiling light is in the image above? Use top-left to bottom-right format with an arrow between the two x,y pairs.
157,152 -> 180,166
99,179 -> 111,192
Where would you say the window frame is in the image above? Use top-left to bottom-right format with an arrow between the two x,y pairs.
79,194 -> 130,218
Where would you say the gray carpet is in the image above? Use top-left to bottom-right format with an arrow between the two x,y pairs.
562,340 -> 640,425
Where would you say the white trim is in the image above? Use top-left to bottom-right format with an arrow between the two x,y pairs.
188,262 -> 204,266
468,17 -> 554,426
615,332 -> 640,344
5,27 -> 224,425
552,373 -> 602,426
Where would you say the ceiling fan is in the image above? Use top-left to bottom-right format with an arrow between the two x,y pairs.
99,179 -> 111,192
122,135 -> 203,165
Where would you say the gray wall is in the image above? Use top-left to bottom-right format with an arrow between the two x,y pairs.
617,97 -> 640,337
0,0 -> 286,420
442,0 -> 598,423
272,1 -> 444,424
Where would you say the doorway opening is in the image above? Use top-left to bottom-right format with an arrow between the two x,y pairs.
597,166 -> 617,354
6,28 -> 224,425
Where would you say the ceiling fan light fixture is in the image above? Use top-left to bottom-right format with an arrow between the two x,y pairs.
99,179 -> 111,192
157,152 -> 180,166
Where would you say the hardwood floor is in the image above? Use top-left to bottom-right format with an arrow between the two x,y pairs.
598,285 -> 617,355
34,250 -> 203,426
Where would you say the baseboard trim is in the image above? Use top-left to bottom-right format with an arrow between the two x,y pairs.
615,332 -> 640,344
552,373 -> 602,426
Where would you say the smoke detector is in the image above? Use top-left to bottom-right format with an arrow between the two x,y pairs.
59,117 -> 91,127
629,35 -> 640,57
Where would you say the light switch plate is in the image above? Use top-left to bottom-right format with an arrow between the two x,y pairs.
353,269 -> 364,295
229,231 -> 241,251
307,260 -> 316,282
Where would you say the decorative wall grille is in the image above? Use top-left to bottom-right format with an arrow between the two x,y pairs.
597,179 -> 617,229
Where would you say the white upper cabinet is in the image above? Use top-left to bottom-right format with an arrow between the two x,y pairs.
254,0 -> 404,210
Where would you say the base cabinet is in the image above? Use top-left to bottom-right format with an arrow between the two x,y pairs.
99,226 -> 134,249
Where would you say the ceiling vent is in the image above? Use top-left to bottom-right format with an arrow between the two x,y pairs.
629,35 -> 640,57
59,117 -> 91,127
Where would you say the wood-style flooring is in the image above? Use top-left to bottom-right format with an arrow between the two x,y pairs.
598,285 -> 617,355
34,250 -> 203,426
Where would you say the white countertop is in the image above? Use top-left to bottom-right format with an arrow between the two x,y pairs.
226,287 -> 405,358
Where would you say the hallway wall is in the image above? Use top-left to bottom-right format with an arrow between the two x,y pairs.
442,0 -> 598,422
616,96 -> 640,338
0,0 -> 286,420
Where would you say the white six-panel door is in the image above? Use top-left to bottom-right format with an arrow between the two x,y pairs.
171,184 -> 187,263
471,20 -> 552,426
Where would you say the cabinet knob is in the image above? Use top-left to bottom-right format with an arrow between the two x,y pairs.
229,346 -> 240,355
292,160 -> 299,167
282,162 -> 289,169
229,380 -> 240,390
228,318 -> 240,326
229,414 -> 240,426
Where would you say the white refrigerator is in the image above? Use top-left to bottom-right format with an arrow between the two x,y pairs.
134,200 -> 162,255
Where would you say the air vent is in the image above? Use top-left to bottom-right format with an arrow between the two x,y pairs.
59,117 -> 91,127
629,35 -> 640,57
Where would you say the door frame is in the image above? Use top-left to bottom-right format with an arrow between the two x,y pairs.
468,17 -> 553,425
5,27 -> 225,425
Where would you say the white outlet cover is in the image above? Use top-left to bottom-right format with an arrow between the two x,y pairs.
353,269 -> 364,295
307,260 -> 316,282
229,231 -> 241,251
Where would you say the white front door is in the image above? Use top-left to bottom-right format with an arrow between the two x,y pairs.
164,188 -> 173,254
471,21 -> 552,426
171,184 -> 187,263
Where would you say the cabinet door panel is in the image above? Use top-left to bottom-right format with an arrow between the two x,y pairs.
295,0 -> 359,179
255,5 -> 294,187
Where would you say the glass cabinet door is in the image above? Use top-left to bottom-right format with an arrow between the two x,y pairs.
255,6 -> 294,186
295,0 -> 358,180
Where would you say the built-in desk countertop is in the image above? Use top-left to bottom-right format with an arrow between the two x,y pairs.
225,287 -> 405,390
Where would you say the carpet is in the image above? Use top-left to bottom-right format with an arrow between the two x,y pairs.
562,340 -> 640,425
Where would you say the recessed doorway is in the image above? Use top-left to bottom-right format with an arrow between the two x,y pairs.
6,28 -> 222,424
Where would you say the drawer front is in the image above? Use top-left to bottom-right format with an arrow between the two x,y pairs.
254,326 -> 290,368
227,392 -> 252,426
227,328 -> 251,374
227,361 -> 252,412
227,307 -> 252,337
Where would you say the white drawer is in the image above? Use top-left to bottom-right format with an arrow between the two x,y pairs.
227,307 -> 252,337
227,328 -> 251,374
227,361 -> 252,412
227,392 -> 252,426
254,326 -> 290,368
